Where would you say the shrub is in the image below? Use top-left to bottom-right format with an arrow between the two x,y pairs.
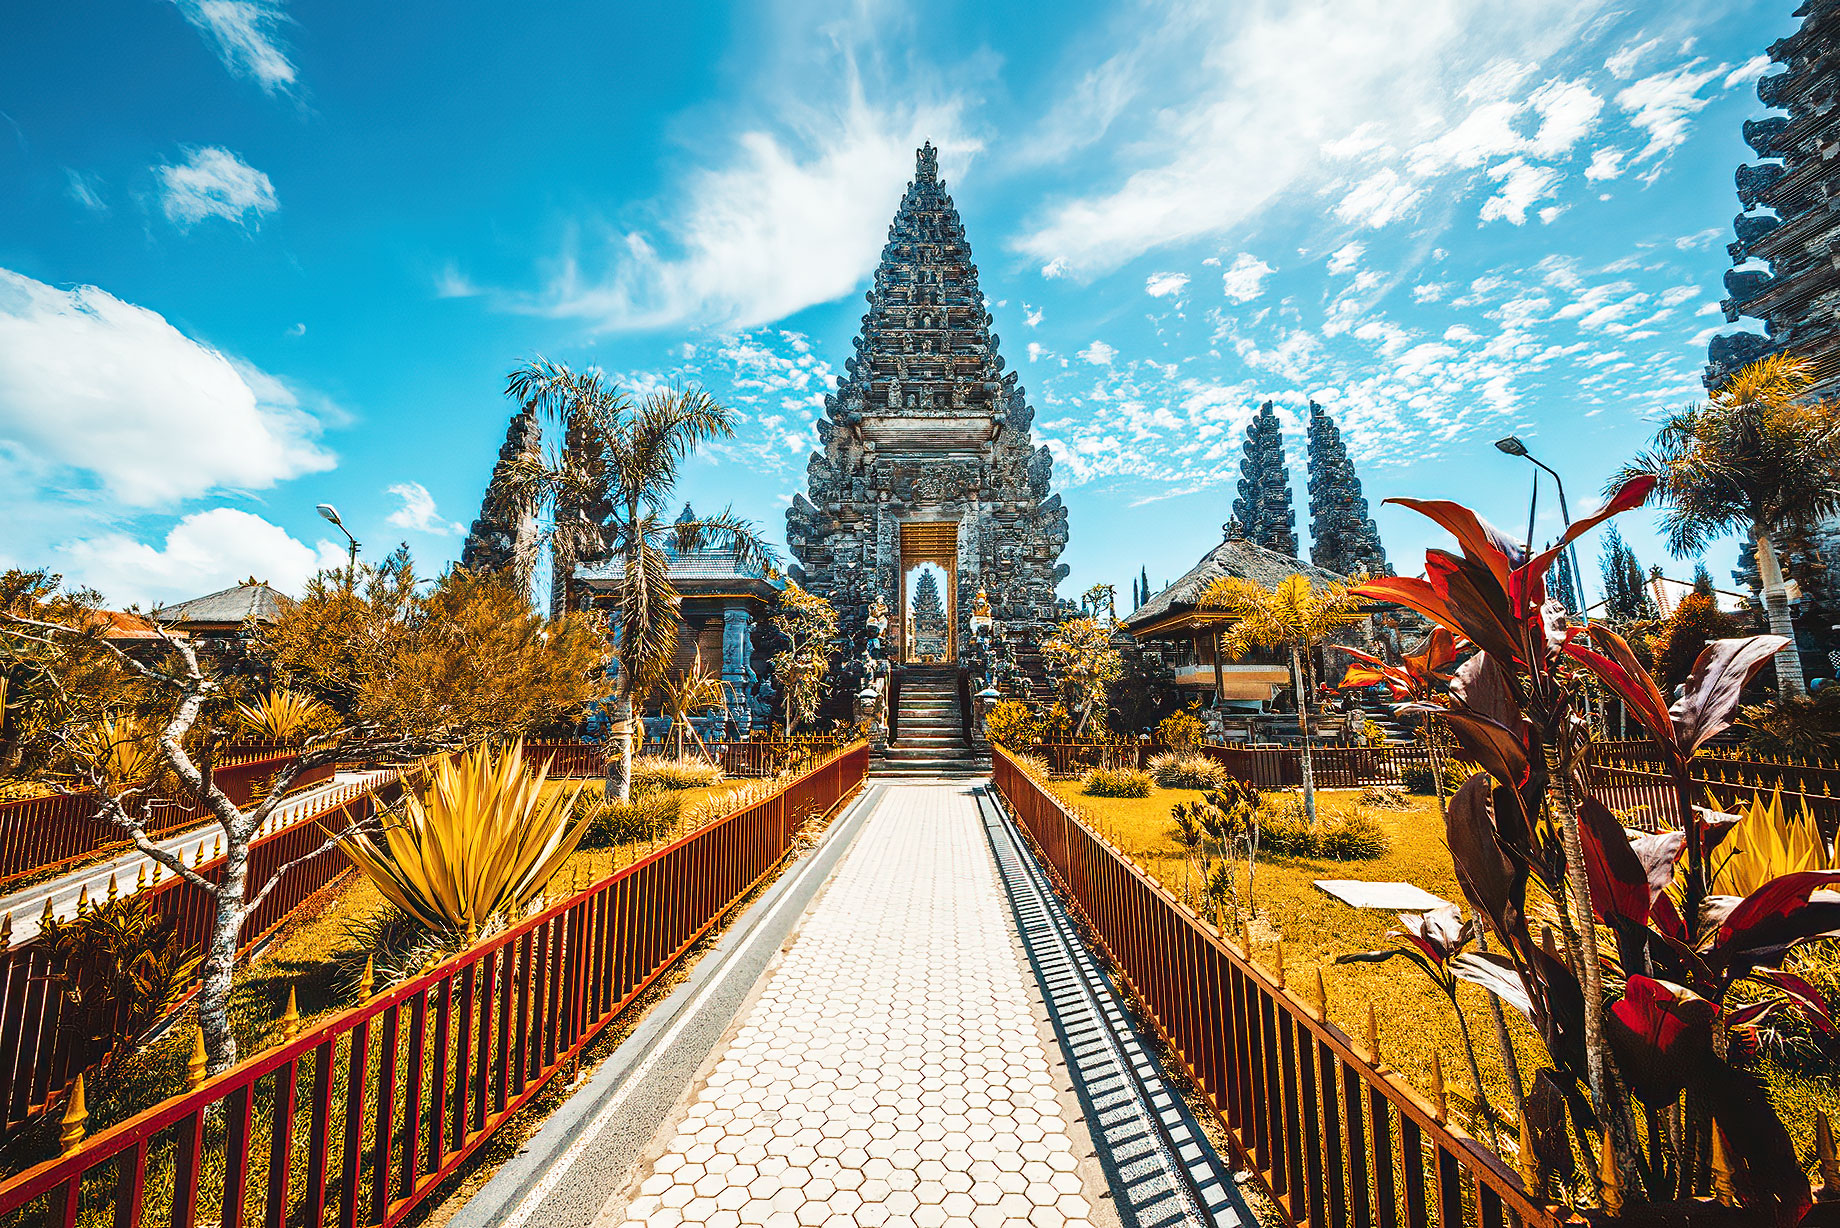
1155,708 -> 1208,754
1399,761 -> 1434,794
41,894 -> 202,1073
1741,687 -> 1840,759
1082,766 -> 1152,798
631,756 -> 724,792
334,904 -> 467,999
1255,797 -> 1389,859
1399,757 -> 1480,795
581,789 -> 681,846
1358,784 -> 1410,810
985,700 -> 1043,749
1148,752 -> 1229,790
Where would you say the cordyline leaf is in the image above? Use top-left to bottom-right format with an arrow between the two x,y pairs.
1671,635 -> 1792,756
1735,968 -> 1838,1037
1522,476 -> 1659,587
1563,627 -> 1675,754
1352,575 -> 1462,636
1605,975 -> 1717,1103
1407,627 -> 1459,678
1449,651 -> 1521,733
1441,709 -> 1531,793
1524,1072 -> 1578,1182
1705,870 -> 1840,975
1396,903 -> 1472,964
1577,796 -> 1682,927
1704,1068 -> 1813,1225
1427,551 -> 1522,665
1445,774 -> 1527,949
1451,950 -> 1534,1021
1384,497 -> 1517,594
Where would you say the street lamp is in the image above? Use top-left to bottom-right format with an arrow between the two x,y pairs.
316,503 -> 360,585
1494,436 -> 1590,625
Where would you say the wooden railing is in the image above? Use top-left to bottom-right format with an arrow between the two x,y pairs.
0,771 -> 396,1136
0,743 -> 870,1226
991,747 -> 1555,1228
0,755 -> 335,892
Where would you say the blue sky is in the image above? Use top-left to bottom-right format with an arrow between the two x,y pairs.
0,0 -> 1794,609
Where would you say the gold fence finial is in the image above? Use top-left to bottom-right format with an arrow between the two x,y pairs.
75,884 -> 89,911
59,1074 -> 88,1156
0,913 -> 10,953
1517,1109 -> 1541,1193
40,897 -> 54,926
136,864 -> 146,892
1599,1131 -> 1623,1216
1710,1126 -> 1736,1206
359,955 -> 375,999
1366,1005 -> 1381,1066
106,873 -> 118,903
281,984 -> 300,1041
188,1028 -> 208,1090
1314,968 -> 1328,1022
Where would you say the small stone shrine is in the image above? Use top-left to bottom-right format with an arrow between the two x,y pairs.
786,143 -> 1070,687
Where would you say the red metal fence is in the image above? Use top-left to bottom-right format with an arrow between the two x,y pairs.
0,742 -> 868,1227
0,755 -> 334,892
992,748 -> 1556,1228
0,772 -> 392,1136
526,739 -> 843,781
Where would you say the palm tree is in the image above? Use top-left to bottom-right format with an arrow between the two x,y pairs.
1616,353 -> 1840,697
499,358 -> 774,799
1198,573 -> 1366,822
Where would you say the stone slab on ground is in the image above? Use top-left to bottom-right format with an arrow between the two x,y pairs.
1313,879 -> 1451,911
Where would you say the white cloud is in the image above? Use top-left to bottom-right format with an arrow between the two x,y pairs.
0,268 -> 333,507
1013,2 -> 1616,276
1584,146 -> 1626,181
170,0 -> 297,95
64,169 -> 106,212
523,92 -> 977,331
1724,56 -> 1771,89
1334,167 -> 1423,228
385,482 -> 463,535
1027,341 -> 1044,363
285,321 -> 306,337
1079,340 -> 1117,365
63,508 -> 345,606
1412,282 -> 1447,303
156,147 -> 278,229
1605,38 -> 1659,80
1675,228 -> 1722,250
435,263 -> 482,298
1479,157 -> 1561,224
1145,271 -> 1190,298
1221,253 -> 1275,302
1616,59 -> 1726,164
1326,242 -> 1364,275
1023,304 -> 1044,327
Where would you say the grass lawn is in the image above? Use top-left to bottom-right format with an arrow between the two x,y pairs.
1040,774 -> 1840,1178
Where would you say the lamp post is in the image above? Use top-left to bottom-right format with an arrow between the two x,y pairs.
1494,436 -> 1590,626
316,503 -> 360,586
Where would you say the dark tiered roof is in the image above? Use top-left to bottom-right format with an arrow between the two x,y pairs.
1232,401 -> 1298,557
1305,400 -> 1389,577
154,580 -> 293,628
1122,527 -> 1345,638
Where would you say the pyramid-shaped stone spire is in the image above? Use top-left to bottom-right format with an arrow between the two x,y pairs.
462,408 -> 540,576
1232,400 -> 1298,557
787,143 -> 1068,690
1304,400 -> 1388,576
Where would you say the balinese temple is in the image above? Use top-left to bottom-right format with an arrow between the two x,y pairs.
1304,400 -> 1388,576
1706,0 -> 1840,679
575,504 -> 782,738
461,408 -> 541,576
787,143 -> 1069,688
1232,401 -> 1298,556
1707,0 -> 1840,396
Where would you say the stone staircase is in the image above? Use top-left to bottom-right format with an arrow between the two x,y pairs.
875,666 -> 989,778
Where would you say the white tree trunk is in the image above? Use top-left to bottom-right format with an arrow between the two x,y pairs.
1756,530 -> 1806,697
1293,645 -> 1318,823
607,690 -> 634,802
198,837 -> 248,1074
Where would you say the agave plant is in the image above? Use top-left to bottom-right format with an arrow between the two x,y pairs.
340,740 -> 589,940
657,651 -> 730,759
66,714 -> 165,790
234,688 -> 338,745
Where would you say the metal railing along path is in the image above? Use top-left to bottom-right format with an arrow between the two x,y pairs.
992,748 -> 1556,1228
0,743 -> 869,1228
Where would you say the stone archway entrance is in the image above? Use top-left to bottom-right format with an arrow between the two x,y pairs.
898,521 -> 958,664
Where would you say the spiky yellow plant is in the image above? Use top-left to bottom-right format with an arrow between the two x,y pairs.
235,688 -> 337,744
1706,788 -> 1840,898
67,715 -> 165,789
340,740 -> 589,939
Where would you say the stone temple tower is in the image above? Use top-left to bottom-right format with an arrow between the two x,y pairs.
1231,400 -> 1298,557
786,143 -> 1070,683
1304,400 -> 1388,577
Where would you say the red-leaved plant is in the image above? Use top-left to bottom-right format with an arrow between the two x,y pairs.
1352,477 -> 1837,1224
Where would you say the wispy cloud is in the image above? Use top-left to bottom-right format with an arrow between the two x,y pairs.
1144,271 -> 1189,298
170,0 -> 298,95
1222,253 -> 1275,302
156,147 -> 277,230
386,482 -> 463,535
64,169 -> 107,213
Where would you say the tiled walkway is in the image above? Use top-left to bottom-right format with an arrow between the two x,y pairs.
611,783 -> 1108,1228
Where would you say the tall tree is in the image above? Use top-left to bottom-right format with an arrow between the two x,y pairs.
500,358 -> 774,799
770,581 -> 838,733
1617,352 -> 1840,695
1,557 -> 606,1074
1040,616 -> 1123,736
1597,525 -> 1657,622
1198,573 -> 1366,822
